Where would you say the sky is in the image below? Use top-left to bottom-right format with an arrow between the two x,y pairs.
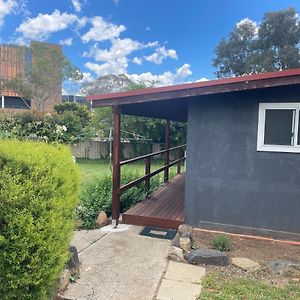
1,0 -> 300,90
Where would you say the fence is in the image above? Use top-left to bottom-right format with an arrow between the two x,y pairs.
71,140 -> 178,160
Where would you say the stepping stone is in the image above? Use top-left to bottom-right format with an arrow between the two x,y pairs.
165,261 -> 205,284
156,279 -> 201,300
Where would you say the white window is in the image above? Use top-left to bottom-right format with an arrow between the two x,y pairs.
257,103 -> 300,153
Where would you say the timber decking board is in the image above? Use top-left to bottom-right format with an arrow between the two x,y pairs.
122,173 -> 185,229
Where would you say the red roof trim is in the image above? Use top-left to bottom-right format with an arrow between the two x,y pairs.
87,68 -> 300,104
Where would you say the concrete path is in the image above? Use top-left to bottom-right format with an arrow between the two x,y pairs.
156,261 -> 205,300
62,225 -> 171,300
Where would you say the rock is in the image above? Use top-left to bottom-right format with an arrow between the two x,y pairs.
168,246 -> 184,262
184,249 -> 229,266
268,260 -> 300,279
179,237 -> 191,252
232,257 -> 260,272
58,269 -> 70,292
171,233 -> 180,248
283,264 -> 300,279
96,211 -> 108,227
178,224 -> 193,238
67,246 -> 80,270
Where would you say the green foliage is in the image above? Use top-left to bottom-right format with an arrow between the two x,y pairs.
77,171 -> 160,229
0,108 -> 91,144
0,140 -> 79,299
213,7 -> 300,78
212,234 -> 231,251
201,274 -> 300,299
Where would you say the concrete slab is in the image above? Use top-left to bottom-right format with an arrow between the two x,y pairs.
63,226 -> 171,300
156,279 -> 201,300
165,261 -> 205,284
70,229 -> 107,253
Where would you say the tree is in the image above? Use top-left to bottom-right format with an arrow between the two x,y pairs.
85,74 -> 186,145
5,42 -> 82,112
213,7 -> 300,78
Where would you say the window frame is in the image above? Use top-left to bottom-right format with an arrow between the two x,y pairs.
257,102 -> 300,153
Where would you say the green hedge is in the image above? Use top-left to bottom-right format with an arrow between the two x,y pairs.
77,172 -> 160,229
0,140 -> 79,299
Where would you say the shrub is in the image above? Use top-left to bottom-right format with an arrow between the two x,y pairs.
77,171 -> 160,229
0,140 -> 79,299
212,234 -> 231,251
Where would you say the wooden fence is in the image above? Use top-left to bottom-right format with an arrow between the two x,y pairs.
71,140 -> 178,160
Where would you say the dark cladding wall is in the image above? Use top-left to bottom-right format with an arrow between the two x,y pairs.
185,85 -> 300,237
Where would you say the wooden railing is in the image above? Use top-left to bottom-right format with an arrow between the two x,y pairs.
119,144 -> 186,193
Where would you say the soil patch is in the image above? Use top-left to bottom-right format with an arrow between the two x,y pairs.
192,229 -> 300,287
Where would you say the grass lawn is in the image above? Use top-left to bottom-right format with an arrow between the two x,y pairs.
77,158 -> 181,186
200,274 -> 300,300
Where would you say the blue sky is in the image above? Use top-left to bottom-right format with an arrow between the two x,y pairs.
1,0 -> 300,89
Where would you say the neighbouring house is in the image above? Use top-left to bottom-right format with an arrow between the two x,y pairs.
87,68 -> 300,241
0,41 -> 62,111
62,94 -> 88,106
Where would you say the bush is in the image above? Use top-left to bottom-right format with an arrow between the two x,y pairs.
77,171 -> 160,229
212,234 -> 231,251
0,140 -> 79,299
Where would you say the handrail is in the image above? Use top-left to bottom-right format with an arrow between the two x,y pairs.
120,144 -> 186,166
120,156 -> 186,193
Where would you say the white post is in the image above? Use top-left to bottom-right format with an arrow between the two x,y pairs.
1,95 -> 4,108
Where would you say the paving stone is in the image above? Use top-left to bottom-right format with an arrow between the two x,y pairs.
165,261 -> 205,284
232,257 -> 260,272
156,279 -> 201,300
184,248 -> 229,266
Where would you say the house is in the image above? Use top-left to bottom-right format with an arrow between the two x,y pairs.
0,41 -> 62,111
87,68 -> 300,241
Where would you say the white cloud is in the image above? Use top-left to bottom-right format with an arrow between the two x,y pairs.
145,46 -> 178,64
0,0 -> 16,28
236,17 -> 258,35
197,77 -> 209,82
81,16 -> 126,43
84,38 -> 141,62
71,0 -> 82,12
60,37 -> 73,46
85,58 -> 128,77
132,57 -> 142,65
128,63 -> 192,87
16,9 -> 86,42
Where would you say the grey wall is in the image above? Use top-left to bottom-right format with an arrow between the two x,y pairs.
185,85 -> 300,239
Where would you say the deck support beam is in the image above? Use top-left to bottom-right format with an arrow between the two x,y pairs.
164,120 -> 170,183
112,105 -> 121,227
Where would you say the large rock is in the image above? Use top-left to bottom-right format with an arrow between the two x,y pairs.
184,249 -> 229,266
232,257 -> 260,272
180,237 -> 191,252
269,260 -> 300,279
168,246 -> 184,262
171,233 -> 180,248
178,224 -> 193,238
58,269 -> 70,292
96,211 -> 108,227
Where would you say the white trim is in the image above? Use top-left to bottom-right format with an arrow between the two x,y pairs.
1,95 -> 4,108
257,102 -> 300,153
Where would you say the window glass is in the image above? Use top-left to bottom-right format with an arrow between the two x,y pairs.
264,109 -> 294,145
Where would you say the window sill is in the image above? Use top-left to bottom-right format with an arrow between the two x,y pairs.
257,144 -> 300,153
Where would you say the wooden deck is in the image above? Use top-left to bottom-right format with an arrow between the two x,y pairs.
122,173 -> 185,229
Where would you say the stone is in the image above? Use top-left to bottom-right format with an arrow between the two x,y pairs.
179,237 -> 191,252
58,269 -> 70,292
171,233 -> 180,248
67,246 -> 80,270
156,279 -> 201,300
96,211 -> 108,227
268,260 -> 300,279
168,246 -> 184,262
184,248 -> 229,266
232,257 -> 260,272
178,224 -> 193,238
165,261 -> 206,283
